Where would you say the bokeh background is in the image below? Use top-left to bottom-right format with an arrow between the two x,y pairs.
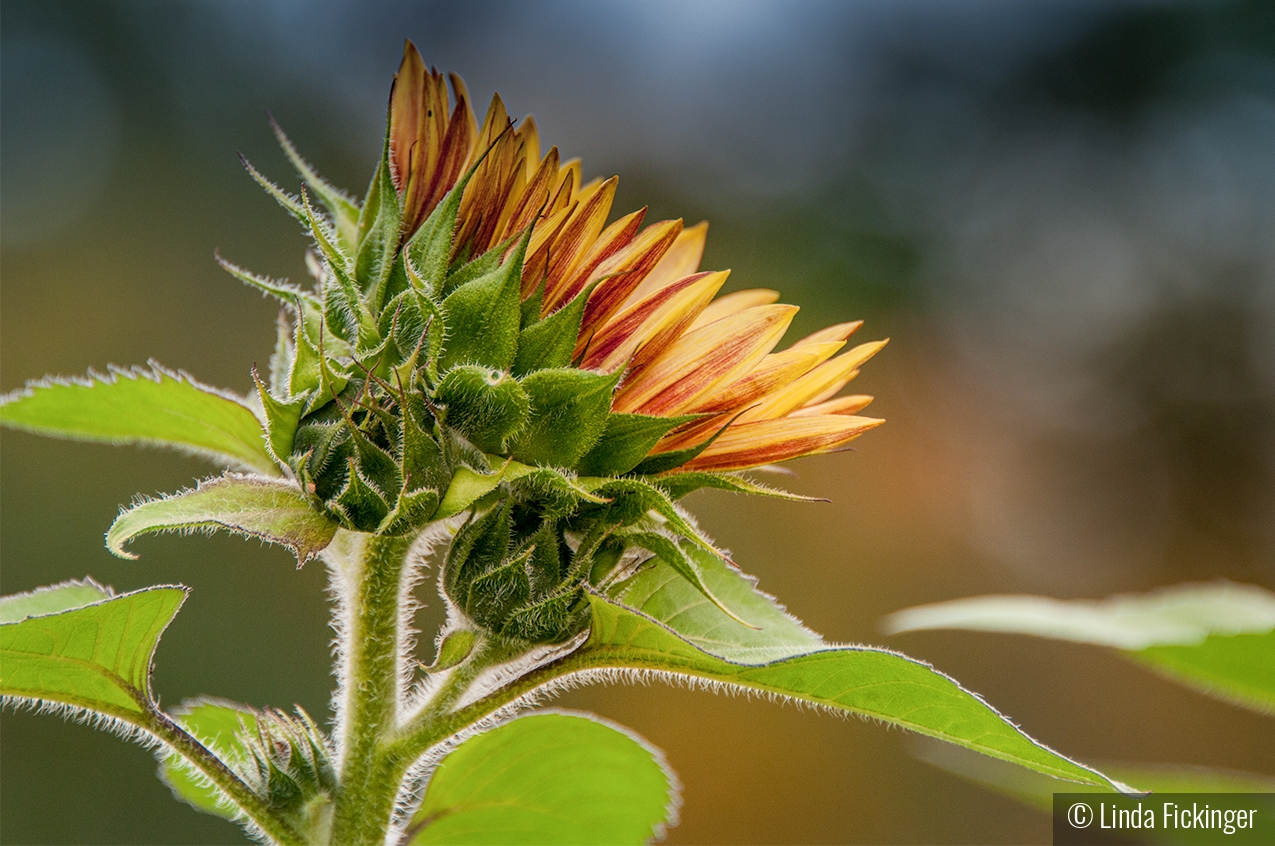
3,1 -> 1274,843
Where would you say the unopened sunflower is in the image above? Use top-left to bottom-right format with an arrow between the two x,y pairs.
229,40 -> 884,642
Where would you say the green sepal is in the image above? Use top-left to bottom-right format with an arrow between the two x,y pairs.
404,153 -> 486,294
468,547 -> 535,633
592,477 -> 722,562
253,369 -> 304,463
508,467 -> 609,519
522,519 -> 567,596
511,278 -> 602,377
438,230 -> 530,372
436,365 -> 530,454
509,368 -> 621,468
439,234 -> 514,299
330,457 -> 391,531
444,502 -> 512,604
378,486 -> 441,536
216,252 -> 319,311
302,192 -> 380,351
353,128 -> 402,312
501,588 -> 590,644
629,412 -> 739,476
241,154 -> 307,225
270,114 -> 361,251
398,393 -> 451,495
348,427 -> 402,500
576,412 -> 700,477
654,470 -> 823,502
519,278 -> 545,330
429,629 -> 477,672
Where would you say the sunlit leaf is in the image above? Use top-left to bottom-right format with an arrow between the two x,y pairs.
107,474 -> 337,564
0,364 -> 277,475
406,712 -> 676,845
0,584 -> 186,719
0,578 -> 112,623
582,553 -> 1125,789
160,699 -> 259,818
884,583 -> 1275,715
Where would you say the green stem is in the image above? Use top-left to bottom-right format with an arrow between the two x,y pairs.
329,533 -> 413,845
145,707 -> 305,845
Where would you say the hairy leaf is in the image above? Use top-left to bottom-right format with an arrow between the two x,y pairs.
0,364 -> 277,475
161,699 -> 259,818
108,474 -> 337,564
884,583 -> 1275,715
581,554 -> 1125,789
0,579 -> 112,623
406,712 -> 676,845
0,584 -> 186,718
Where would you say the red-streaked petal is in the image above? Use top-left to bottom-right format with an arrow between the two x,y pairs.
681,415 -> 884,472
688,289 -> 781,330
735,339 -> 887,423
576,219 -> 683,343
581,271 -> 726,372
615,304 -> 797,415
627,221 -> 708,303
542,176 -> 618,313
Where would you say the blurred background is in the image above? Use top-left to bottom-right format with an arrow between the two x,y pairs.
3,1 -> 1274,842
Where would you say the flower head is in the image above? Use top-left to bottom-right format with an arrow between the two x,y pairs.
235,40 -> 885,642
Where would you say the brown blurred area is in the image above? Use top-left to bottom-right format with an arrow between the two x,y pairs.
3,1 -> 1273,843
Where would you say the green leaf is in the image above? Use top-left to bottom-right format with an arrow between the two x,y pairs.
405,712 -> 676,845
509,369 -> 620,468
161,698 -> 259,818
654,470 -> 822,503
1136,632 -> 1275,716
916,739 -> 1275,812
884,582 -> 1275,715
107,474 -> 338,564
0,584 -> 186,719
575,413 -> 698,478
0,364 -> 277,475
254,369 -> 305,462
0,578 -> 112,623
579,554 -> 1125,789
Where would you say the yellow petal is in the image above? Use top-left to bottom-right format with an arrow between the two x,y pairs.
550,207 -> 645,312
791,320 -> 862,348
735,339 -> 887,423
685,340 -> 842,414
389,41 -> 427,192
689,289 -> 781,330
682,415 -> 884,472
614,304 -> 797,415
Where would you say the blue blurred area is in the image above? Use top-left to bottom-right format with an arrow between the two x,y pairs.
3,1 -> 1273,843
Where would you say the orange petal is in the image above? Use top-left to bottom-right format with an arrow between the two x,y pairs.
615,304 -> 797,416
681,415 -> 884,472
735,339 -> 887,423
389,41 -> 427,192
627,221 -> 708,303
688,289 -> 781,331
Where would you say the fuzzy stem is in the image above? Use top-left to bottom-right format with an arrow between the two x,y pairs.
329,533 -> 413,845
145,706 -> 305,844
